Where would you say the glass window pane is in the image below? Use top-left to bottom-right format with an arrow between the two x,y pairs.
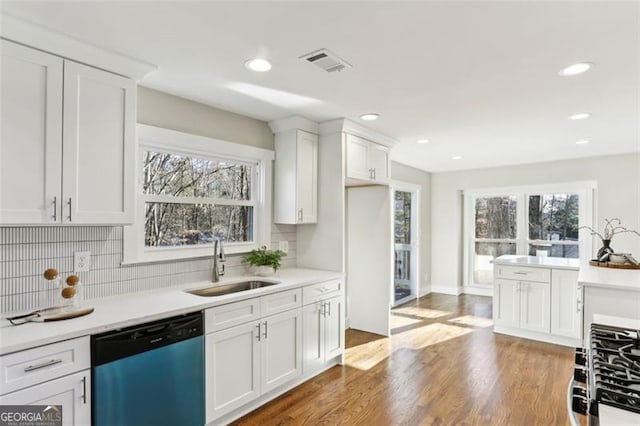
474,242 -> 516,284
475,196 -> 517,239
528,243 -> 579,258
394,191 -> 412,244
145,203 -> 253,247
142,151 -> 252,200
528,193 -> 579,241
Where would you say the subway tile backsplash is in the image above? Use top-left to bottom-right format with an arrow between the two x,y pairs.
0,224 -> 296,314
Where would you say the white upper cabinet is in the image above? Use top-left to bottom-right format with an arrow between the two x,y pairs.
62,61 -> 135,224
271,117 -> 318,224
0,40 -> 136,225
0,40 -> 63,223
345,134 -> 390,186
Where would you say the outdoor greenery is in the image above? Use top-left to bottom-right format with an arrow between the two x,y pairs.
243,246 -> 286,271
142,150 -> 253,247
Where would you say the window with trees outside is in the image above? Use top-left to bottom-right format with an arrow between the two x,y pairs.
464,183 -> 593,287
124,125 -> 273,263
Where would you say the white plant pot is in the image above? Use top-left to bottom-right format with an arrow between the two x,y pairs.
253,266 -> 275,277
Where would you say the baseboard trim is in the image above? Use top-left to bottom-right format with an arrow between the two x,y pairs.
493,325 -> 581,348
429,285 -> 463,296
462,286 -> 493,297
418,287 -> 431,297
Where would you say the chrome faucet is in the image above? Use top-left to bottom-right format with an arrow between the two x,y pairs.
212,238 -> 225,282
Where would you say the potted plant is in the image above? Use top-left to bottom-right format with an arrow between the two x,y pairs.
243,246 -> 286,276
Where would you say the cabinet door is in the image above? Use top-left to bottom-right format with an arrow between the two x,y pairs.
520,282 -> 551,333
261,308 -> 302,393
0,370 -> 90,426
296,130 -> 318,223
368,143 -> 390,184
205,322 -> 261,422
551,269 -> 581,339
62,61 -> 135,224
0,40 -> 63,224
493,279 -> 520,328
345,135 -> 371,181
324,296 -> 343,360
302,302 -> 324,374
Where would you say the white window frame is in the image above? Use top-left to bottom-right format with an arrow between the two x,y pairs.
463,181 -> 596,288
123,124 -> 274,264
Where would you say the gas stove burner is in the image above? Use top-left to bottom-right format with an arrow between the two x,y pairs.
588,323 -> 640,415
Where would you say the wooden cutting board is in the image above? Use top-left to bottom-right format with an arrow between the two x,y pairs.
589,260 -> 640,269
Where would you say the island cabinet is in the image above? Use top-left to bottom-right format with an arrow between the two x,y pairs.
0,39 -> 135,225
493,258 -> 581,347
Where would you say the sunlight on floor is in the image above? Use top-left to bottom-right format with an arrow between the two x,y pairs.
390,314 -> 423,329
391,306 -> 452,319
447,315 -> 494,328
345,323 -> 473,371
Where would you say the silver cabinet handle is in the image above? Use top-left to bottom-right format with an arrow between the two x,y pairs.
24,358 -> 63,372
256,323 -> 261,341
373,168 -> 376,180
52,197 -> 57,221
298,208 -> 303,222
327,301 -> 331,316
513,271 -> 529,275
320,302 -> 326,317
81,376 -> 87,404
263,321 -> 268,339
66,197 -> 72,222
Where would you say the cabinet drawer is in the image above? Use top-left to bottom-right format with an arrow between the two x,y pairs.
205,298 -> 261,333
303,279 -> 342,305
495,265 -> 550,283
0,336 -> 90,395
261,289 -> 302,317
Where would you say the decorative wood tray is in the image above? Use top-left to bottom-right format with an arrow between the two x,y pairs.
589,260 -> 640,270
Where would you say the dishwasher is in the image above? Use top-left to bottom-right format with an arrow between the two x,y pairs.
91,311 -> 204,426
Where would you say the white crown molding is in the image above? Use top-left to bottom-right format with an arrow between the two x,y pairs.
0,14 -> 157,80
318,118 -> 398,148
268,115 -> 319,134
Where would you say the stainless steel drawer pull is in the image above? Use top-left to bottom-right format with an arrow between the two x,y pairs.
52,197 -> 57,221
327,301 -> 331,316
81,376 -> 87,404
24,358 -> 63,372
263,321 -> 268,339
67,197 -> 72,222
513,272 -> 529,275
256,323 -> 261,341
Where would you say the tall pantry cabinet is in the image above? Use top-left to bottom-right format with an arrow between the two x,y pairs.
0,38 -> 138,225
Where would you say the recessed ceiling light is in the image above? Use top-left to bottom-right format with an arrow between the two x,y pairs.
569,113 -> 591,120
576,140 -> 590,145
360,113 -> 379,121
452,155 -> 462,160
558,62 -> 593,76
244,58 -> 272,72
416,139 -> 430,144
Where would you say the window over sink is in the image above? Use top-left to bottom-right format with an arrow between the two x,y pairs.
463,182 -> 595,287
123,125 -> 274,263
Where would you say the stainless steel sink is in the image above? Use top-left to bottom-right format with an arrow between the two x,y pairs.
186,281 -> 279,297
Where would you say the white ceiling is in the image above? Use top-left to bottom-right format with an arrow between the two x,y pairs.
2,1 -> 638,172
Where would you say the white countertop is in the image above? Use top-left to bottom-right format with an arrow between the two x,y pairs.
578,261 -> 640,291
493,255 -> 580,270
0,268 -> 342,356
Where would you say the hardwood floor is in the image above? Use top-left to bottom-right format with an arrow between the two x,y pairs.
233,293 -> 576,425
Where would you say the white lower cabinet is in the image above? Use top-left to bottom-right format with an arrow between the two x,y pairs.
205,291 -> 303,423
0,370 -> 91,426
493,263 -> 581,346
551,269 -> 581,339
303,295 -> 343,374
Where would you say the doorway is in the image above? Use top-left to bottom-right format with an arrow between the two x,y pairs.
392,186 -> 419,306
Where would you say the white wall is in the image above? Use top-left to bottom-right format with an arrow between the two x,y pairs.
390,161 -> 432,295
431,153 -> 640,292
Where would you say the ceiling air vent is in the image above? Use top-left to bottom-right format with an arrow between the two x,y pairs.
300,48 -> 352,73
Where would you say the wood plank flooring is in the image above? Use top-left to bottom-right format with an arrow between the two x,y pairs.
233,293 -> 576,425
